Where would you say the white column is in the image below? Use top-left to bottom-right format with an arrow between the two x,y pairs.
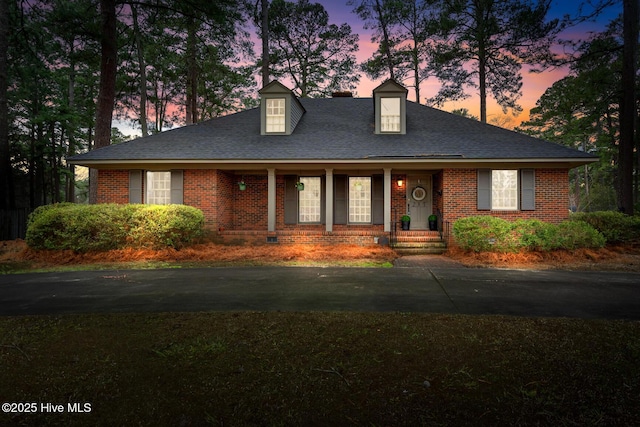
325,168 -> 334,232
384,168 -> 392,232
267,168 -> 276,232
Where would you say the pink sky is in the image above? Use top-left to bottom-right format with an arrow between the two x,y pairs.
115,1 -> 621,135
315,0 -> 622,126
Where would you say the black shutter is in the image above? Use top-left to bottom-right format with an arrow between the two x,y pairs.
320,176 -> 326,224
477,169 -> 491,210
129,170 -> 143,203
170,170 -> 184,204
520,169 -> 535,210
372,175 -> 384,224
284,175 -> 298,224
334,175 -> 347,224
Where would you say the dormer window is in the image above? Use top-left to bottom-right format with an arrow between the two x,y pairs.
373,79 -> 408,135
259,80 -> 306,136
380,97 -> 401,132
266,98 -> 286,133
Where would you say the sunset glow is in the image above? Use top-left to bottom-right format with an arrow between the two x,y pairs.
113,1 -> 622,135
317,0 -> 622,126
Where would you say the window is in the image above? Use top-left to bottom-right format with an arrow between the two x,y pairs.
146,171 -> 171,205
298,177 -> 321,223
478,169 -> 534,211
380,98 -> 401,132
491,170 -> 518,210
266,98 -> 286,133
349,177 -> 371,223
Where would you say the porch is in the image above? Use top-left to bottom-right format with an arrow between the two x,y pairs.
215,224 -> 450,255
207,167 -> 448,253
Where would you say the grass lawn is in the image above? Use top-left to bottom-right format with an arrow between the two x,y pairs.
1,312 -> 639,426
2,241 -> 639,425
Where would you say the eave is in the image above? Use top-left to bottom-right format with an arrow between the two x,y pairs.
67,156 -> 599,171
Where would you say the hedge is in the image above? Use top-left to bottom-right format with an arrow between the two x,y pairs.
570,211 -> 640,244
26,203 -> 204,252
452,216 -> 605,253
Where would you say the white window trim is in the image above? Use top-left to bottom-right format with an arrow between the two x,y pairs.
265,98 -> 286,133
491,170 -> 519,211
380,97 -> 401,133
146,171 -> 172,205
348,177 -> 372,223
298,177 -> 322,223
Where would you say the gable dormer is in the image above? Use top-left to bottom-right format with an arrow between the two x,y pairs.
258,80 -> 306,135
373,79 -> 408,135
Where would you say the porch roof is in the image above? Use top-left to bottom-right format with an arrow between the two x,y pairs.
69,98 -> 597,168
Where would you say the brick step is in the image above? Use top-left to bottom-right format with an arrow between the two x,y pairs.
394,246 -> 447,255
392,241 -> 447,255
395,230 -> 440,236
395,235 -> 443,243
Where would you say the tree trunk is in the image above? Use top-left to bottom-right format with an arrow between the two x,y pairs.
478,55 -> 487,123
185,18 -> 198,125
35,121 -> 45,206
375,0 -> 395,80
0,0 -> 14,209
90,0 -> 117,204
475,1 -> 488,123
50,122 -> 59,203
132,4 -> 149,137
413,44 -> 420,103
65,37 -> 77,203
619,0 -> 638,214
261,0 -> 270,87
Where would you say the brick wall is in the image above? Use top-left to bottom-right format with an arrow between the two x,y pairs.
215,171 -> 235,230
95,168 -> 570,243
234,174 -> 268,229
442,168 -> 570,224
96,170 -> 129,204
218,229 -> 386,246
183,170 -> 234,229
433,171 -> 444,217
391,174 -> 406,223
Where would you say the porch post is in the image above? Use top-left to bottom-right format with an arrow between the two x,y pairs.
384,168 -> 391,232
325,168 -> 334,232
267,168 -> 276,232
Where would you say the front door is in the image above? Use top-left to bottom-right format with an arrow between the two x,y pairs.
406,175 -> 432,230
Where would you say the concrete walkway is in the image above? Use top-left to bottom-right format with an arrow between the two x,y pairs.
393,254 -> 466,268
0,265 -> 639,319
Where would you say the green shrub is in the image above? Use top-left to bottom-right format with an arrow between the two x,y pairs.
570,211 -> 640,244
511,219 -> 559,251
452,216 -> 605,253
555,220 -> 606,250
452,216 -> 517,252
26,203 -> 204,252
129,205 -> 205,249
26,204 -> 130,252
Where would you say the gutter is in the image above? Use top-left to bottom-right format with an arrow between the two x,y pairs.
67,156 -> 600,169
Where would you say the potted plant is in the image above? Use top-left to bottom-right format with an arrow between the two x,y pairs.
400,214 -> 411,230
428,214 -> 438,231
295,181 -> 305,191
238,181 -> 246,191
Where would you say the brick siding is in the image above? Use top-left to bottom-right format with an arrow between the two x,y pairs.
183,170 -> 234,229
96,170 -> 129,204
218,229 -> 386,246
96,167 -> 571,244
442,168 -> 570,224
391,174 -> 406,223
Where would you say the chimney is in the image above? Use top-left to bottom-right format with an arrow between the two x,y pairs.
331,91 -> 353,98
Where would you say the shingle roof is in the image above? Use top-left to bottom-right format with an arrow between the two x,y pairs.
69,98 -> 597,164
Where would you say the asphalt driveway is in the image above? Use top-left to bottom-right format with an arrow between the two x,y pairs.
0,266 -> 639,319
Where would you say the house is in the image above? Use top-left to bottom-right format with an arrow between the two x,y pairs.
68,79 -> 598,252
